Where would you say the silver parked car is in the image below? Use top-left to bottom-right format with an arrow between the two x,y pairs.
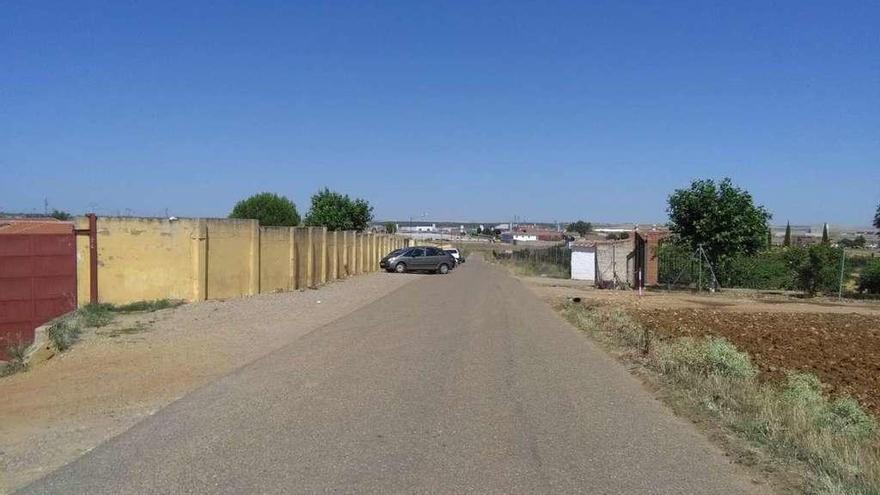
380,246 -> 456,274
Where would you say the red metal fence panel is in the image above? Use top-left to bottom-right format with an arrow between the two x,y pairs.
0,224 -> 76,359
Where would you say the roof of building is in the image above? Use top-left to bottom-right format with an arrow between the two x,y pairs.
0,218 -> 74,235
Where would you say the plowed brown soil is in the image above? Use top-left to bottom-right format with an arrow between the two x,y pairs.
630,309 -> 880,415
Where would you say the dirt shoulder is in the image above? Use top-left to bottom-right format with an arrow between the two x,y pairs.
0,272 -> 423,493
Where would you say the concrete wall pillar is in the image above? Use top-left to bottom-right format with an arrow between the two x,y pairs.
327,230 -> 338,281
292,227 -> 313,289
190,219 -> 208,301
339,231 -> 348,277
313,227 -> 327,285
368,234 -> 375,272
248,220 -> 260,295
357,233 -> 365,274
287,227 -> 297,290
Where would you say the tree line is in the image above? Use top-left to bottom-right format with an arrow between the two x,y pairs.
663,178 -> 880,295
229,188 -> 374,232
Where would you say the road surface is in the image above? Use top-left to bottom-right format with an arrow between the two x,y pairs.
17,258 -> 765,494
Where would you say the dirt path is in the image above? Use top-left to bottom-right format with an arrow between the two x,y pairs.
0,272 -> 423,493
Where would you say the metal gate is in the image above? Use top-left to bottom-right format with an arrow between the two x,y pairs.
0,221 -> 77,359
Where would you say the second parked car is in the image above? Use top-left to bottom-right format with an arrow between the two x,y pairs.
380,246 -> 456,274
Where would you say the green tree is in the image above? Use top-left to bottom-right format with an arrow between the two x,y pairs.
796,244 -> 848,296
821,223 -> 829,244
783,221 -> 792,247
767,228 -> 772,250
304,188 -> 373,231
384,222 -> 397,234
667,178 -> 771,263
565,220 -> 592,237
839,236 -> 866,249
859,259 -> 880,294
874,202 -> 880,232
50,209 -> 72,220
229,192 -> 300,226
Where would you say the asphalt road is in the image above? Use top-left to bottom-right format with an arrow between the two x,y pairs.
18,258 -> 766,494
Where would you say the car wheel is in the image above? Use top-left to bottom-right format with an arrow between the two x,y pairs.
395,262 -> 407,274
438,263 -> 449,275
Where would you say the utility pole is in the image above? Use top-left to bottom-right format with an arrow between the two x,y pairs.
44,198 -> 48,215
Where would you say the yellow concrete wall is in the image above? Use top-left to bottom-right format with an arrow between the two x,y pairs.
205,219 -> 258,299
260,226 -> 292,293
75,216 -> 407,306
76,217 -> 197,305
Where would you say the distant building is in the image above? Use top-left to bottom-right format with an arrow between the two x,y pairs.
501,231 -> 538,242
398,224 -> 437,233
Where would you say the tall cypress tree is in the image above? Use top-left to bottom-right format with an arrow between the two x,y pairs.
783,221 -> 791,247
821,223 -> 829,244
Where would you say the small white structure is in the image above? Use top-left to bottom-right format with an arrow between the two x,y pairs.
570,244 -> 596,281
399,223 -> 437,233
500,231 -> 538,243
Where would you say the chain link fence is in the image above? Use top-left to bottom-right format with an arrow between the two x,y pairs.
493,244 -> 571,278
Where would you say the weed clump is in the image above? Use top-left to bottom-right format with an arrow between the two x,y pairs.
0,342 -> 30,377
47,315 -> 83,351
114,299 -> 182,313
658,337 -> 757,380
77,303 -> 116,327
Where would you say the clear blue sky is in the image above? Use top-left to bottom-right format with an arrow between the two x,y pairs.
2,1 -> 878,225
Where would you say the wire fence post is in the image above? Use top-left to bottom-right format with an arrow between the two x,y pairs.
698,245 -> 703,292
838,248 -> 846,301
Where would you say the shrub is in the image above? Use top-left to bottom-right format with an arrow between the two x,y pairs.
822,398 -> 876,439
859,259 -> 880,294
47,315 -> 83,351
716,249 -> 803,290
0,342 -> 30,376
304,188 -> 373,231
658,337 -> 757,379
796,244 -> 849,296
230,192 -> 300,226
781,372 -> 825,408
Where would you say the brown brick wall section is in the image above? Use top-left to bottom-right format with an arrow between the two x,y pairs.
638,230 -> 669,287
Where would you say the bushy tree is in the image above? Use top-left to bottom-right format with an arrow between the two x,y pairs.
796,244 -> 848,296
874,202 -> 880,232
667,178 -> 771,262
859,259 -> 880,294
566,220 -> 592,237
783,221 -> 792,247
230,192 -> 300,226
50,209 -> 72,220
839,236 -> 866,249
304,188 -> 373,231
384,222 -> 397,234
